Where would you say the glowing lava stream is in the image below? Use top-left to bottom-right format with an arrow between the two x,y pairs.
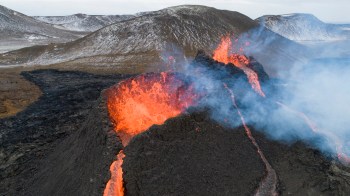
104,73 -> 196,196
224,83 -> 278,196
213,36 -> 265,97
104,150 -> 125,196
276,101 -> 350,165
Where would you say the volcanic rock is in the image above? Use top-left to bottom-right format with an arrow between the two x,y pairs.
0,69 -> 130,195
123,111 -> 265,195
123,111 -> 350,195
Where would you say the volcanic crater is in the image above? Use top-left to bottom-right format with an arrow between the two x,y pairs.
102,49 -> 350,195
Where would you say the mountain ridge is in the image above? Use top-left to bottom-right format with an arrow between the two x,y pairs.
0,4 -> 85,53
34,14 -> 135,32
256,13 -> 350,41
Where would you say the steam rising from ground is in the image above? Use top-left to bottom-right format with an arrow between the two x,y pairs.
244,26 -> 350,158
167,25 -> 350,161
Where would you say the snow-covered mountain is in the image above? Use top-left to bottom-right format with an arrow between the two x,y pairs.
0,5 -> 306,76
256,14 -> 350,41
0,5 -> 85,53
34,14 -> 134,32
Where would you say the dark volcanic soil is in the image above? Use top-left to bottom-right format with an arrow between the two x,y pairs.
0,69 -> 349,196
123,111 -> 265,195
123,110 -> 350,196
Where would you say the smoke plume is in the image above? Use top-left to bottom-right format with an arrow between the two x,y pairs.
165,24 -> 350,161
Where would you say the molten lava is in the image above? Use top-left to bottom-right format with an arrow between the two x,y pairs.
107,72 -> 197,146
213,36 -> 232,64
103,150 -> 125,196
104,72 -> 197,196
213,35 -> 265,97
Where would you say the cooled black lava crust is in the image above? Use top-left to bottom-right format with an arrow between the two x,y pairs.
0,70 -> 130,195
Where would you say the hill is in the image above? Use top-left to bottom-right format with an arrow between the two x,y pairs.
0,5 -> 307,76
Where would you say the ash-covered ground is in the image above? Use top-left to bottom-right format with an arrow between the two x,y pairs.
0,68 -> 349,196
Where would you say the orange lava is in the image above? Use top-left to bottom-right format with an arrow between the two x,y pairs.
213,35 -> 265,97
103,150 -> 125,196
213,36 -> 232,64
104,72 -> 197,195
107,72 -> 196,146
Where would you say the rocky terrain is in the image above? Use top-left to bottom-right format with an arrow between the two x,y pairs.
0,5 -> 85,53
256,13 -> 350,41
34,14 -> 134,32
0,69 -> 130,195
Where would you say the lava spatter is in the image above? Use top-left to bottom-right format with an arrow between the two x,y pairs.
213,35 -> 265,97
104,72 -> 197,195
107,72 -> 196,146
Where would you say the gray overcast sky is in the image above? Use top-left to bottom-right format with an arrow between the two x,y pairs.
1,0 -> 349,23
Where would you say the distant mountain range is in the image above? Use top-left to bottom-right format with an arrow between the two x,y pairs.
0,5 -> 137,53
34,14 -> 134,32
0,5 -> 86,53
256,13 -> 350,41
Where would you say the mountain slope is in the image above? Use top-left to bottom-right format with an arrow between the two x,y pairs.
34,14 -> 134,32
0,5 -> 84,53
1,6 -> 256,66
256,14 -> 350,41
0,5 -> 307,76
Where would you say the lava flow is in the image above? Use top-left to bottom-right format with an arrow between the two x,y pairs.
103,150 -> 125,196
224,83 -> 277,196
104,72 -> 197,196
276,101 -> 350,165
213,36 -> 265,97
